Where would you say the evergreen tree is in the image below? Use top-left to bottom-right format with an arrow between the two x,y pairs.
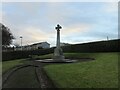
0,23 -> 14,47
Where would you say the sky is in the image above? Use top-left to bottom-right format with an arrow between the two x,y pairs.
1,2 -> 118,47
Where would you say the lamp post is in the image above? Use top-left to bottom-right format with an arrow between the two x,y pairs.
107,36 -> 109,41
20,36 -> 23,50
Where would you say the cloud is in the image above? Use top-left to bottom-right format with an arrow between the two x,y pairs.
0,12 -> 2,22
2,2 -> 118,47
103,2 -> 118,13
61,23 -> 93,36
17,2 -> 44,16
13,26 -> 53,45
24,27 -> 49,40
0,3 -> 2,22
46,3 -> 69,24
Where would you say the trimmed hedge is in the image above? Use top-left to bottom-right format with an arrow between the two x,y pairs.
62,39 -> 120,53
2,48 -> 55,61
2,39 -> 120,61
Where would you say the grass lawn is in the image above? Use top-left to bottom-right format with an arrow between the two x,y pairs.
33,54 -> 52,59
2,59 -> 26,74
34,53 -> 104,59
44,52 -> 118,88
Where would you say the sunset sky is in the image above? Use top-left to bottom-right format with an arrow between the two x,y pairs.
2,2 -> 118,47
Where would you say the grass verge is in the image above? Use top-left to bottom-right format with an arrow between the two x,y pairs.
2,59 -> 26,74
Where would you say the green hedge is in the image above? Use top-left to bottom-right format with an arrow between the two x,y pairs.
2,39 -> 119,61
62,39 -> 119,53
2,48 -> 55,61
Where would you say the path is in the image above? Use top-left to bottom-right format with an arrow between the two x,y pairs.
2,66 -> 40,88
2,60 -> 56,89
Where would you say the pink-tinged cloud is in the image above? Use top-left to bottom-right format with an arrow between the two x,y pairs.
61,23 -> 93,36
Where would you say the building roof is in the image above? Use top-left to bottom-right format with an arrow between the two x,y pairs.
32,42 -> 50,46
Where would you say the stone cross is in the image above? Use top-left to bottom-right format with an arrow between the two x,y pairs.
53,24 -> 64,61
55,24 -> 62,48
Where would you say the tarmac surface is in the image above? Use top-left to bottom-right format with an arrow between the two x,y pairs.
2,60 -> 56,89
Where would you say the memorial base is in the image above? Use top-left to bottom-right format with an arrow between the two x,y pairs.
36,59 -> 77,63
53,55 -> 65,61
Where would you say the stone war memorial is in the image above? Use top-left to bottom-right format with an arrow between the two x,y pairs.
53,24 -> 65,61
38,24 -> 77,63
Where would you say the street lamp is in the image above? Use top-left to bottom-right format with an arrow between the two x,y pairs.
20,36 -> 23,50
107,36 -> 109,41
